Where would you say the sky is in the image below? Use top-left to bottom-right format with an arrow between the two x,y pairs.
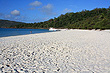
0,0 -> 110,23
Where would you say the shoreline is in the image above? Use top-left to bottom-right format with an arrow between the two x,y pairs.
0,28 -> 50,38
0,30 -> 110,73
0,29 -> 110,38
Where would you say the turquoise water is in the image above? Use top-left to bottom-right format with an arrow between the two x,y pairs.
0,28 -> 50,37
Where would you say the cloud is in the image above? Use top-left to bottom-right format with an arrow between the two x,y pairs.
42,17 -> 49,21
43,4 -> 53,10
0,12 -> 30,22
5,15 -> 11,18
63,8 -> 72,13
39,4 -> 56,15
11,10 -> 20,16
30,1 -> 42,7
0,13 -> 12,19
29,17 -> 49,22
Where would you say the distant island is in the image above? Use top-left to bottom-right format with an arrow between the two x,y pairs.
0,19 -> 24,28
1,7 -> 110,30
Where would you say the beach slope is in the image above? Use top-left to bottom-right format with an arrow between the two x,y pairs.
0,30 -> 110,73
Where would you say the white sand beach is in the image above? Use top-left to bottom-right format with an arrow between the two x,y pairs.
0,30 -> 110,73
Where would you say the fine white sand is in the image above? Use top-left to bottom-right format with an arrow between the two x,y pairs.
0,30 -> 110,73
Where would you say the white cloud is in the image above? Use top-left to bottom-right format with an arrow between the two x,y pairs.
63,8 -> 72,13
42,17 -> 49,21
39,4 -> 56,15
14,17 -> 19,20
30,17 -> 49,22
11,10 -> 20,16
5,15 -> 11,18
43,4 -> 53,10
0,12 -> 30,22
30,1 -> 42,7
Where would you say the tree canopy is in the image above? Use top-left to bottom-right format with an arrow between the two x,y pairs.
11,7 -> 110,30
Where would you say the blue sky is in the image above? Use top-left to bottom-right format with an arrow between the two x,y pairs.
0,0 -> 110,23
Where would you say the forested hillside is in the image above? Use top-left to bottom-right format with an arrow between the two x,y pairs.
11,7 -> 110,29
0,19 -> 24,28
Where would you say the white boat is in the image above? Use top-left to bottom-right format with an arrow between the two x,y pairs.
49,28 -> 60,31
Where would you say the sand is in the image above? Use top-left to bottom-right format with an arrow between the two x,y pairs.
0,30 -> 110,73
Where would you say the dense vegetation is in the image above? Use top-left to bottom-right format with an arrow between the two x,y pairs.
3,7 -> 110,29
0,19 -> 24,28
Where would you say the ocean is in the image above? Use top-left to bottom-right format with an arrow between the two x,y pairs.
0,28 -> 50,37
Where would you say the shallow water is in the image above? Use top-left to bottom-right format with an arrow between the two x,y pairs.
0,28 -> 49,37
